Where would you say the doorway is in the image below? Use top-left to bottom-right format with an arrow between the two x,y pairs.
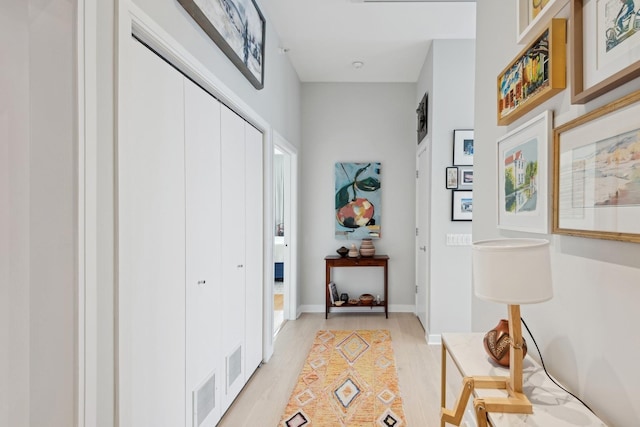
273,133 -> 298,335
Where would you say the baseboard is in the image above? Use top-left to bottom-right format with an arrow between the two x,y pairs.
427,333 -> 442,345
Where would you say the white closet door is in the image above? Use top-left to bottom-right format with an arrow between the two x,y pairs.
184,79 -> 222,427
220,104 -> 247,409
244,123 -> 264,373
120,40 -> 186,426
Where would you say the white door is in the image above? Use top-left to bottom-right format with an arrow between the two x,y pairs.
245,123 -> 263,374
220,105 -> 247,410
416,141 -> 431,332
184,78 -> 222,427
120,39 -> 186,426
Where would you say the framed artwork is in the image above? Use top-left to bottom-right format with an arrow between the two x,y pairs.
328,282 -> 339,305
553,90 -> 640,243
497,19 -> 566,126
571,0 -> 640,104
453,130 -> 474,166
178,0 -> 266,89
452,190 -> 473,221
517,0 -> 570,45
446,167 -> 459,189
417,92 -> 428,144
498,110 -> 552,234
458,167 -> 474,189
335,162 -> 381,239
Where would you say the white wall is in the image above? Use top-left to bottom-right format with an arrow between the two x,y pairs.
474,2 -> 640,426
1,0 -> 76,425
416,39 -> 475,340
300,83 -> 416,311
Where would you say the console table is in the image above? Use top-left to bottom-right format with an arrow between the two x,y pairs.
324,255 -> 389,319
441,333 -> 608,427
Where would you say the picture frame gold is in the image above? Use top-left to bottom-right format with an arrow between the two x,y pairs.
570,0 -> 640,104
497,19 -> 566,126
553,90 -> 640,243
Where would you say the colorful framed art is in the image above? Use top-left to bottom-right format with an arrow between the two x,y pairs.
498,110 -> 552,234
452,190 -> 473,221
335,162 -> 381,239
571,0 -> 640,104
553,90 -> 640,243
498,19 -> 566,126
517,0 -> 570,45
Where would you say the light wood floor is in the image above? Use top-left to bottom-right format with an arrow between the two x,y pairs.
218,313 -> 443,426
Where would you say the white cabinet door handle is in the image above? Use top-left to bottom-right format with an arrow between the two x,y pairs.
237,264 -> 244,268
197,280 -> 206,286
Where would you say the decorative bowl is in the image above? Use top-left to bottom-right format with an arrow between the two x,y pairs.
359,294 -> 374,305
348,298 -> 359,305
334,301 -> 344,306
336,246 -> 349,257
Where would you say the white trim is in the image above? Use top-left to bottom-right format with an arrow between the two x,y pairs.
427,334 -> 442,345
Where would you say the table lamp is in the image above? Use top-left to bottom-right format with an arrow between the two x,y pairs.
441,238 -> 553,427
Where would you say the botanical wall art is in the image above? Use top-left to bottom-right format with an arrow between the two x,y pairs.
446,167 -> 458,189
516,0 -> 569,44
453,129 -> 474,166
452,190 -> 473,221
498,19 -> 566,125
554,90 -> 640,243
178,0 -> 265,89
335,162 -> 381,239
571,0 -> 640,103
498,110 -> 551,234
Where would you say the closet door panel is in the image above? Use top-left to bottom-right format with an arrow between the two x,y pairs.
244,124 -> 264,373
120,40 -> 186,426
184,79 -> 222,427
220,105 -> 247,408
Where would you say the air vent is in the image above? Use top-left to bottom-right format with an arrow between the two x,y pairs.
193,372 -> 216,427
227,345 -> 242,390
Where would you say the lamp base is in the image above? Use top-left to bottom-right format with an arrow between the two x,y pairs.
441,305 -> 531,426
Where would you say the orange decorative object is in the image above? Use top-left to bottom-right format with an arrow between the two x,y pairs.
483,319 -> 527,367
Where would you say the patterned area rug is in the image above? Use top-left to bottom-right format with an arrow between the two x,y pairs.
279,329 -> 406,427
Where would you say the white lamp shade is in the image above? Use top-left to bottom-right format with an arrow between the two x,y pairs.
473,238 -> 553,304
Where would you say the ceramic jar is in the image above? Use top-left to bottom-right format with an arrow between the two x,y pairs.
359,238 -> 375,257
483,319 -> 527,367
347,243 -> 359,258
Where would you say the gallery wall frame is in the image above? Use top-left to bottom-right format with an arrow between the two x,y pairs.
553,90 -> 640,243
498,19 -> 566,126
458,167 -> 474,190
178,0 -> 266,89
453,129 -> 474,166
417,92 -> 428,144
452,190 -> 473,221
446,167 -> 458,189
571,0 -> 640,104
517,0 -> 570,45
498,110 -> 552,234
335,162 -> 381,239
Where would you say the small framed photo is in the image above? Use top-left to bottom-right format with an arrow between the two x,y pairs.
453,130 -> 474,166
328,282 -> 339,305
446,167 -> 458,189
452,190 -> 473,221
458,167 -> 473,189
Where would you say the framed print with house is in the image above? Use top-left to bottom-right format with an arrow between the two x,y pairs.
178,0 -> 266,89
498,110 -> 551,234
498,19 -> 566,126
553,90 -> 640,243
571,0 -> 640,104
453,130 -> 474,166
452,190 -> 473,221
517,0 -> 570,45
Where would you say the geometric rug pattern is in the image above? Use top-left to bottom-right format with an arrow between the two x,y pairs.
280,330 -> 406,426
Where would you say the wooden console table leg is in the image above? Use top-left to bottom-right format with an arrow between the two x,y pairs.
384,260 -> 388,318
325,261 -> 331,319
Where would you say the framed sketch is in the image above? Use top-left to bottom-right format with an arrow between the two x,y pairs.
452,190 -> 473,221
446,167 -> 458,189
498,110 -> 552,234
453,130 -> 474,166
517,0 -> 570,45
498,19 -> 566,126
178,0 -> 266,89
417,92 -> 428,144
553,90 -> 640,243
335,162 -> 381,239
571,0 -> 640,104
328,282 -> 339,305
458,167 -> 474,189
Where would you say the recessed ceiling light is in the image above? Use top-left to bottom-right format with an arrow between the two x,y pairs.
352,61 -> 364,69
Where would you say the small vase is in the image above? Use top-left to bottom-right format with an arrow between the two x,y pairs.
359,238 -> 376,257
347,243 -> 359,258
483,319 -> 527,367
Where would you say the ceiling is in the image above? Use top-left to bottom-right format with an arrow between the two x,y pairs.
261,0 -> 476,83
